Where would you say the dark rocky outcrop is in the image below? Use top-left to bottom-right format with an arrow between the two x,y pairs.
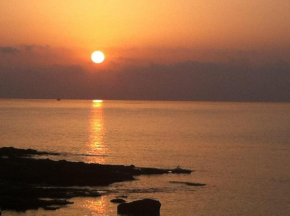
117,199 -> 161,216
0,147 -> 59,157
133,167 -> 192,175
169,181 -> 206,186
0,147 -> 192,187
110,198 -> 126,203
117,195 -> 128,199
0,147 -> 192,212
0,179 -> 100,211
0,157 -> 135,186
171,168 -> 192,174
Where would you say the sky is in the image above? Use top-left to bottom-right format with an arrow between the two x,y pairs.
0,0 -> 290,101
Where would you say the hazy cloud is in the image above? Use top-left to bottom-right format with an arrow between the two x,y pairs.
0,61 -> 289,102
0,46 -> 20,54
1,44 -> 290,102
0,44 -> 83,67
0,45 -> 52,56
22,45 -> 51,52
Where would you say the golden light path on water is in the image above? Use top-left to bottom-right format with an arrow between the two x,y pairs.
88,100 -> 106,164
83,196 -> 108,216
68,100 -> 108,216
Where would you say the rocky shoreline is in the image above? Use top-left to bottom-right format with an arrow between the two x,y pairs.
0,147 -> 192,212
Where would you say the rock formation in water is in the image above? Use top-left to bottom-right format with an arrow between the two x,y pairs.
117,199 -> 161,216
169,181 -> 206,186
110,198 -> 126,203
0,147 -> 192,211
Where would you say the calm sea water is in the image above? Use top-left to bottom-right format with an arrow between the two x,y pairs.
1,99 -> 290,216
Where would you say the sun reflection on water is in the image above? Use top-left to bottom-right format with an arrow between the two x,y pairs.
83,196 -> 108,216
88,100 -> 106,163
93,99 -> 103,104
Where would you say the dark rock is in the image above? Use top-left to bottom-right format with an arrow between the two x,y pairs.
0,179 -> 99,211
0,147 -> 59,157
169,181 -> 206,186
110,198 -> 126,203
186,182 -> 206,186
170,168 -> 192,174
0,147 -> 190,212
117,195 -> 128,199
132,167 -> 192,175
0,154 -> 192,187
42,206 -> 59,211
117,199 -> 161,216
0,157 -> 135,186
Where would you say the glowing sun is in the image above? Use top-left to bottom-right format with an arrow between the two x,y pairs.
91,51 -> 105,64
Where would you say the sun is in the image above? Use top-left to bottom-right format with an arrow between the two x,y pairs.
91,51 -> 105,64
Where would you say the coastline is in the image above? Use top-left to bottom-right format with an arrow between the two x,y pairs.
0,147 -> 192,212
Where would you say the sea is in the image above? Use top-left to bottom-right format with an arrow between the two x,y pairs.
0,99 -> 290,216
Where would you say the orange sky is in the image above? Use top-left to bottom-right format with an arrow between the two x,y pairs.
1,1 -> 290,101
1,0 -> 290,69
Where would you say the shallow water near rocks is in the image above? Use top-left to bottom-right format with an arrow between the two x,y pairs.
1,99 -> 290,215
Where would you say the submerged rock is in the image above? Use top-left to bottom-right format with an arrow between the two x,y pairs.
169,181 -> 206,186
117,199 -> 161,216
133,167 -> 192,175
170,167 -> 192,174
110,198 -> 126,203
117,195 -> 128,199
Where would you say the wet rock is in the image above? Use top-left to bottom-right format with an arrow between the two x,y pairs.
0,179 -> 99,211
0,157 -> 192,187
117,199 -> 161,216
0,147 -> 59,157
170,167 -> 192,174
117,195 -> 128,199
0,157 -> 135,186
133,167 -> 192,175
42,206 -> 60,211
110,198 -> 126,203
169,181 -> 206,186
0,147 -> 190,212
185,182 -> 206,186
